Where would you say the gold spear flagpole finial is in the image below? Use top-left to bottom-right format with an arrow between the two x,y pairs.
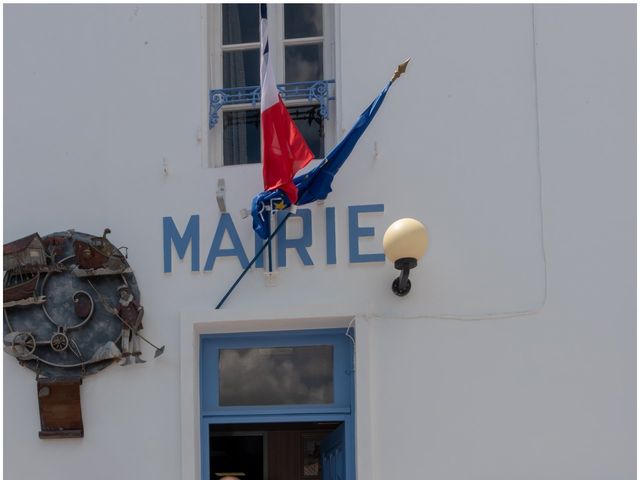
391,57 -> 411,83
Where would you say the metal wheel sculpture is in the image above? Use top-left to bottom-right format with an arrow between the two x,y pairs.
3,229 -> 163,379
9,331 -> 36,359
50,332 -> 69,352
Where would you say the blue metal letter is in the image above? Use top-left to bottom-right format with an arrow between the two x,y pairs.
348,204 -> 385,263
204,214 -> 249,270
326,207 -> 337,265
163,215 -> 200,272
277,209 -> 314,267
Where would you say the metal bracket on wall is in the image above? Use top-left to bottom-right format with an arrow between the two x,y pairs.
216,179 -> 226,213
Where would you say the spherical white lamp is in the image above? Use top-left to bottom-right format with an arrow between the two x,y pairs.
382,218 -> 429,296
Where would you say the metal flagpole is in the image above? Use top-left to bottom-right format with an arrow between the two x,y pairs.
215,59 -> 411,309
215,211 -> 292,309
267,203 -> 274,273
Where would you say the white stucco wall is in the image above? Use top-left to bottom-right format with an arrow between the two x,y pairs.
4,4 -> 635,480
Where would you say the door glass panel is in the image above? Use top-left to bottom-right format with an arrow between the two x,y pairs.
223,4 -> 260,45
302,436 -> 322,477
219,345 -> 334,406
285,44 -> 323,83
284,4 -> 323,39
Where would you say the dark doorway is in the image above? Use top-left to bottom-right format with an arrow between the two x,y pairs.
209,421 -> 342,480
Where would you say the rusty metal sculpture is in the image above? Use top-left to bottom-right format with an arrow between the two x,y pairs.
88,281 -> 165,363
4,233 -> 54,307
71,228 -> 131,277
3,229 -> 165,438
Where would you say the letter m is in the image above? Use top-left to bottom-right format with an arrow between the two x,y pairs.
163,215 -> 200,272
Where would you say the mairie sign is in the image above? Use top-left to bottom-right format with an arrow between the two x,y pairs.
163,204 -> 385,272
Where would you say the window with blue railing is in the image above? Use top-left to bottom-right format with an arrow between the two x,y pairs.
208,4 -> 336,167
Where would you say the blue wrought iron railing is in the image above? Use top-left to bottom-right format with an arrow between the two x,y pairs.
209,79 -> 336,129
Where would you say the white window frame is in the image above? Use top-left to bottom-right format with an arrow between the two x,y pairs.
207,4 -> 336,168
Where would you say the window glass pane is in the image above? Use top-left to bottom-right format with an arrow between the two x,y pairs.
223,49 -> 260,88
223,4 -> 259,45
285,44 -> 323,83
223,109 -> 260,166
223,107 -> 323,165
289,105 -> 324,159
284,4 -> 323,39
219,345 -> 333,406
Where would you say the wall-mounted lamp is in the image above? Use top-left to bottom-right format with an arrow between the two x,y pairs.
383,218 -> 429,296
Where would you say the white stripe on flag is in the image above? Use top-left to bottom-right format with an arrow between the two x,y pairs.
260,16 -> 279,111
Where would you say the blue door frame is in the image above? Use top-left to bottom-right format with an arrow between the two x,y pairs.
200,329 -> 356,480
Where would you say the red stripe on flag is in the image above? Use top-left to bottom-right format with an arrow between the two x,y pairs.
262,98 -> 315,204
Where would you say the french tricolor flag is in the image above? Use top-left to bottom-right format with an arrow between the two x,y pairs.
260,4 -> 314,205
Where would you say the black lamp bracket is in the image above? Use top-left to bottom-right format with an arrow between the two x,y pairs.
392,257 -> 417,296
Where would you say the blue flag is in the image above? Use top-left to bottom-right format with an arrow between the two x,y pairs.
252,80 -> 393,239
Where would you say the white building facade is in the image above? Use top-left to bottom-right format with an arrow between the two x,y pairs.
4,4 -> 635,480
